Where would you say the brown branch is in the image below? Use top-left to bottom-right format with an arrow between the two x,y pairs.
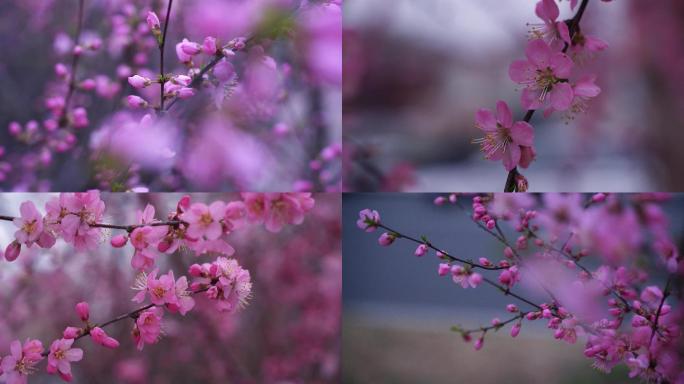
158,0 -> 174,111
0,215 -> 183,233
59,0 -> 86,127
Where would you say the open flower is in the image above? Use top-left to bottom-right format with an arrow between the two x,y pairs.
47,338 -> 83,382
529,0 -> 571,50
133,308 -> 164,351
1,339 -> 44,384
13,201 -> 43,246
181,201 -> 226,241
451,265 -> 483,288
509,39 -> 574,111
473,101 -> 535,171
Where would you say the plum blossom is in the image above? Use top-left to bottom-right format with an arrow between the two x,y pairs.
451,266 -> 483,288
12,201 -> 43,246
0,339 -> 44,384
356,209 -> 380,232
189,257 -> 252,313
180,202 -> 226,241
46,338 -> 83,382
473,101 -> 535,171
509,39 -> 574,111
529,0 -> 571,50
132,308 -> 164,351
89,327 -> 119,349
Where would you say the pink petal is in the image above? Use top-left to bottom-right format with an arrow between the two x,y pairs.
574,76 -> 601,97
557,21 -> 571,44
475,109 -> 497,131
521,88 -> 543,110
502,145 -> 521,171
519,146 -> 536,169
509,60 -> 536,84
510,122 -> 535,147
65,348 -> 83,362
550,53 -> 573,79
584,35 -> 608,51
496,101 -> 513,128
535,0 -> 560,22
550,82 -> 574,110
526,39 -> 552,68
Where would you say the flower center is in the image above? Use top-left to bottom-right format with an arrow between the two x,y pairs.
152,286 -> 165,298
200,213 -> 213,226
472,123 -> 512,159
54,350 -> 65,360
23,220 -> 37,234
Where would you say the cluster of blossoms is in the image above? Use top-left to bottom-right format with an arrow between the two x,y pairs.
0,192 -> 318,382
1,0 -> 341,191
357,193 -> 683,383
473,0 -> 608,187
4,192 -> 315,267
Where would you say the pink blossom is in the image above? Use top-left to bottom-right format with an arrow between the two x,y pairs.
75,301 -> 89,322
473,337 -> 484,351
203,36 -> 217,55
175,41 -> 193,63
261,193 -> 316,233
179,38 -> 201,55
13,201 -> 43,246
509,39 -> 574,111
190,257 -> 252,313
357,209 -> 380,232
438,263 -> 451,276
166,275 -> 195,316
146,11 -> 160,31
131,249 -> 157,271
132,269 -> 177,306
47,338 -> 83,382
127,75 -> 150,89
626,353 -> 650,378
1,339 -> 44,384
4,241 -> 21,262
62,327 -> 80,339
473,101 -> 535,171
414,244 -> 428,257
89,327 -> 119,349
451,266 -> 482,288
378,232 -> 397,246
530,0 -> 571,50
133,308 -> 163,351
498,266 -> 520,288
127,95 -> 148,109
180,201 -> 226,240
511,323 -> 521,338
110,234 -> 128,248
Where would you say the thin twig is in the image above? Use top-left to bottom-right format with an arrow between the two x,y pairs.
60,0 -> 85,127
158,0 -> 174,110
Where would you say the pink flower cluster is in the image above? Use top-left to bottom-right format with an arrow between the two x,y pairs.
4,191 -> 106,261
189,257 -> 253,314
358,193 -> 684,383
474,0 -> 607,173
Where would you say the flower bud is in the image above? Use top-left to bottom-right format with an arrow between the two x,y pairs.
110,234 -> 128,248
63,327 -> 81,339
127,95 -> 148,109
4,241 -> 21,262
75,301 -> 90,321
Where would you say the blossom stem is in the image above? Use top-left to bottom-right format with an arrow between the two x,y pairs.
504,0 -> 591,192
59,0 -> 85,127
0,215 -> 183,233
648,276 -> 672,348
455,312 -> 528,335
38,285 -> 212,357
374,222 -> 544,310
375,222 -> 506,271
159,0 -> 174,111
